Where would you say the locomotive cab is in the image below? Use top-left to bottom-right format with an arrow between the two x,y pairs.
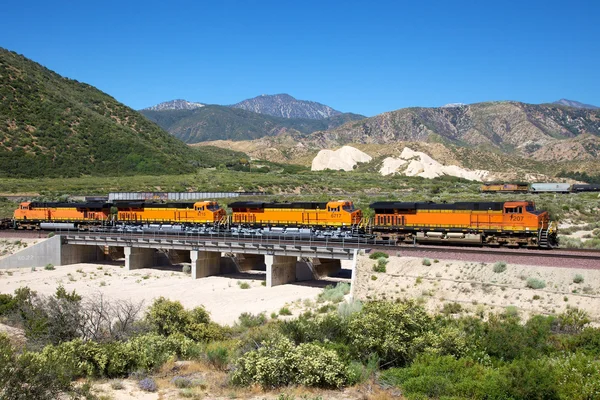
193,201 -> 226,223
326,201 -> 362,225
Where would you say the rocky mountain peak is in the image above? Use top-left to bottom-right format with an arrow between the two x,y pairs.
231,93 -> 342,120
143,99 -> 205,111
552,99 -> 598,109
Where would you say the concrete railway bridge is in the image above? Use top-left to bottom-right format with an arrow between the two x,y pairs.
0,233 -> 362,287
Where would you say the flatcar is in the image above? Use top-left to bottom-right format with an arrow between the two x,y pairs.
480,183 -> 529,193
369,200 -> 557,248
229,200 -> 363,228
116,201 -> 226,225
14,201 -> 112,230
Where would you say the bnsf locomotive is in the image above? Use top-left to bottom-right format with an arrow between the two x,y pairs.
9,198 -> 558,248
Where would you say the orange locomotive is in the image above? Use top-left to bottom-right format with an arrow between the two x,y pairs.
116,201 -> 226,225
229,200 -> 363,228
480,183 -> 529,193
370,200 -> 557,247
14,202 -> 112,229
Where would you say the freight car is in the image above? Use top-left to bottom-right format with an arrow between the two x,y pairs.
530,183 -> 571,193
369,200 -> 557,248
571,184 -> 600,192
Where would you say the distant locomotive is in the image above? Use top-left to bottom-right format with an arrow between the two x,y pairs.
9,198 -> 558,248
481,182 -> 600,194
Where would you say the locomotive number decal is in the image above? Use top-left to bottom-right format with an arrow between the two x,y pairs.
509,215 -> 524,221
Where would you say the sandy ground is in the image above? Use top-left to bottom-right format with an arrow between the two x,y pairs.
0,260 -> 344,325
354,254 -> 600,321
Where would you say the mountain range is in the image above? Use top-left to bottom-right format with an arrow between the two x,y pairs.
140,99 -> 365,143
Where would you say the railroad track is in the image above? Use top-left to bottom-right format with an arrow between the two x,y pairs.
2,229 -> 599,263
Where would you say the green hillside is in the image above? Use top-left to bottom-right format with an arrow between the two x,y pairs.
0,48 -> 245,177
141,105 -> 365,143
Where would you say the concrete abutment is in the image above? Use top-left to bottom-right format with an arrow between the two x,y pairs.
124,247 -> 155,270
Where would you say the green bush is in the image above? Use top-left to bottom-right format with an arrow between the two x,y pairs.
369,252 -> 389,260
493,261 -> 507,273
317,283 -> 350,303
279,307 -> 292,316
441,302 -> 463,315
237,312 -> 267,328
347,300 -> 447,366
232,335 -> 347,388
422,258 -> 431,266
44,264 -> 55,271
205,343 -> 229,370
381,354 -> 504,399
526,278 -> 546,289
573,274 -> 584,284
372,257 -> 388,273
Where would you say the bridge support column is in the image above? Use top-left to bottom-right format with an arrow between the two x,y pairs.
124,247 -> 154,271
312,258 -> 342,278
266,255 -> 297,287
190,250 -> 222,279
236,253 -> 266,271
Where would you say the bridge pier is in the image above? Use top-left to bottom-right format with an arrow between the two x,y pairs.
190,250 -> 222,279
124,247 -> 155,270
266,255 -> 297,287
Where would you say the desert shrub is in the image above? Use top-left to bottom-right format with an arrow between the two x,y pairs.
238,281 -> 250,289
145,297 -> 189,336
138,377 -> 157,392
205,342 -> 230,370
317,282 -> 350,303
369,252 -> 389,260
280,312 -> 348,345
573,274 -> 584,284
500,358 -> 559,400
552,353 -> 600,399
188,306 -> 210,325
276,307 -> 291,317
0,334 -> 90,399
441,302 -> 463,315
337,299 -> 363,319
422,258 -> 431,266
237,312 -> 267,328
466,314 -> 554,361
182,265 -> 191,274
381,354 -> 504,399
232,335 -> 347,388
0,293 -> 17,315
493,261 -> 507,273
372,257 -> 388,273
555,307 -> 590,334
347,300 -> 435,366
44,264 -> 55,270
526,277 -> 546,289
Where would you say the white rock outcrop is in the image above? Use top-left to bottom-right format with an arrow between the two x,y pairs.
379,147 -> 489,181
311,146 -> 372,171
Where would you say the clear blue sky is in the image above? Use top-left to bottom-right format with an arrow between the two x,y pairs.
2,0 -> 598,116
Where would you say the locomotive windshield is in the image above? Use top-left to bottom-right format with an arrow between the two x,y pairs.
342,204 -> 355,212
207,204 -> 220,211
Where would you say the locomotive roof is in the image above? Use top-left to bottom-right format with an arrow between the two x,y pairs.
113,202 -> 196,209
369,201 -> 506,211
28,202 -> 112,209
228,201 -> 329,210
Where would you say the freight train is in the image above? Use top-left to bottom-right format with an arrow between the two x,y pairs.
5,198 -> 558,248
481,182 -> 600,194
